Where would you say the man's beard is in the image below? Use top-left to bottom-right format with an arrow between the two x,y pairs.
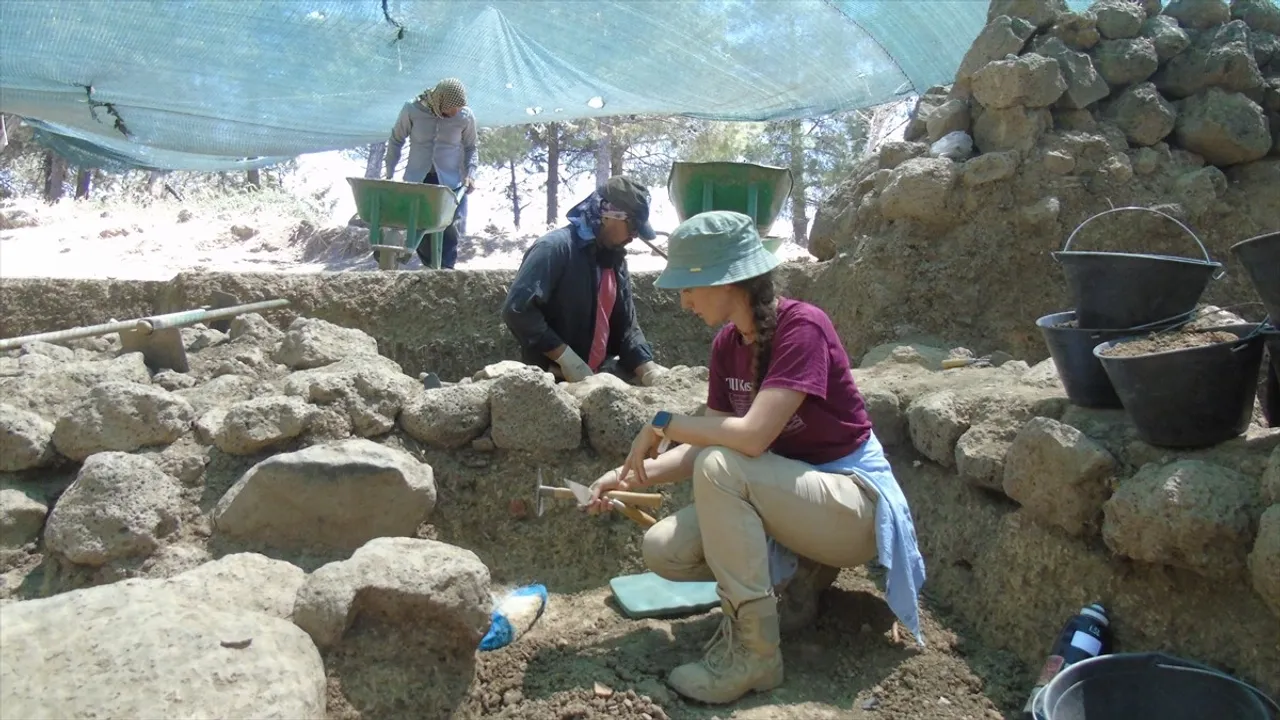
595,242 -> 627,267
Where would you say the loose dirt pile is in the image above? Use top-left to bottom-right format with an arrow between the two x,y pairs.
808,0 -> 1280,360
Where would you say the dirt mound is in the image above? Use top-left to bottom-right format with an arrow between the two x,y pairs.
809,0 -> 1280,361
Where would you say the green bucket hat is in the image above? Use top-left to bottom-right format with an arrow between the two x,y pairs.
655,210 -> 781,290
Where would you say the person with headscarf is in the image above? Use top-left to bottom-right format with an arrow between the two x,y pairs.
384,77 -> 478,269
501,175 -> 669,386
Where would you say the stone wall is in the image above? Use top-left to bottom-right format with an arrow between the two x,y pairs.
809,0 -> 1280,360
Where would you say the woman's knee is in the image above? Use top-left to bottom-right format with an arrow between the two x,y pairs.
692,445 -> 751,495
641,511 -> 708,580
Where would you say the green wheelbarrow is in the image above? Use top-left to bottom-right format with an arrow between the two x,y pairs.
667,161 -> 794,254
347,177 -> 463,270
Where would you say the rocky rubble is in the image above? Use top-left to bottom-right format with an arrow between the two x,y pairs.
0,311 -> 710,716
851,341 -> 1279,639
809,0 -> 1280,360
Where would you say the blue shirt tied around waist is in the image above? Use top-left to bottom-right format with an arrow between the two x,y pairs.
768,430 -> 927,646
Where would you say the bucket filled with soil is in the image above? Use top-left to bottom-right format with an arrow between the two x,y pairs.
1053,206 -> 1223,330
1035,311 -> 1182,409
1230,230 -> 1280,323
1093,324 -> 1266,448
1035,652 -> 1279,720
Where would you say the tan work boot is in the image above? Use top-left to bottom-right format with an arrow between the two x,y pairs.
776,557 -> 840,634
667,597 -> 784,704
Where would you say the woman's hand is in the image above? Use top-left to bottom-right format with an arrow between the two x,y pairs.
619,425 -> 662,488
586,468 -> 628,514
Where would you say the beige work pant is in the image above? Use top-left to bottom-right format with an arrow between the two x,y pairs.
642,446 -> 879,611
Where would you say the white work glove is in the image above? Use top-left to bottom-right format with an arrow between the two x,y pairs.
636,361 -> 669,387
556,347 -> 594,383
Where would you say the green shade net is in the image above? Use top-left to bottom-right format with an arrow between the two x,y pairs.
0,0 -> 1089,171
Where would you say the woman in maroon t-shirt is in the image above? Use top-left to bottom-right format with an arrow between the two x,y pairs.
587,210 -> 887,705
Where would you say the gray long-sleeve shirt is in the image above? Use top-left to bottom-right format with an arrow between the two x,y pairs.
385,100 -> 478,188
502,227 -> 654,374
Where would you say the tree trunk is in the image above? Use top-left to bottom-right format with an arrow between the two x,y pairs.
788,120 -> 809,246
43,151 -> 68,202
594,119 -> 612,188
365,141 -> 386,179
610,140 -> 626,176
246,169 -> 261,188
146,170 -> 162,195
508,161 -> 522,230
545,123 -> 560,225
74,168 -> 92,199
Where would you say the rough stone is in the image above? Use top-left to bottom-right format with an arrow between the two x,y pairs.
1263,447 -> 1280,505
907,390 -> 970,468
0,404 -> 55,471
471,359 -> 531,381
961,150 -> 1021,186
1235,0 -> 1280,34
579,384 -> 652,458
175,373 -> 274,417
43,453 -> 188,566
926,99 -> 973,142
1052,10 -> 1101,49
904,87 -> 952,142
1093,0 -> 1147,39
152,369 -> 198,391
1174,88 -> 1273,165
1093,37 -> 1160,86
19,341 -> 74,362
210,395 -> 317,455
214,439 -> 436,551
955,422 -> 1018,490
489,367 -> 582,452
1003,417 -> 1117,536
228,312 -> 286,346
281,355 -> 420,437
51,381 -> 195,461
160,552 -> 308,619
1105,81 -> 1178,145
1163,0 -> 1230,29
292,537 -> 492,649
861,388 -> 907,447
1249,505 -> 1280,617
1142,14 -> 1191,60
181,325 -> 228,353
988,0 -> 1069,30
0,352 -> 151,422
1044,149 -> 1078,173
273,316 -> 380,370
400,382 -> 491,449
1103,459 -> 1261,579
957,15 -> 1039,83
0,581 -> 326,719
879,158 -> 958,224
0,488 -> 47,549
1156,21 -> 1266,98
1174,166 -> 1229,216
878,140 -> 929,170
976,105 -> 1055,153
1035,37 -> 1113,109
972,53 -> 1068,108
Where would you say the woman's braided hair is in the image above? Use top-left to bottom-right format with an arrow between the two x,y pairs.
735,270 -> 777,396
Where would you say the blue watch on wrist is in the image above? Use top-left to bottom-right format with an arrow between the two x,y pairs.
652,410 -> 672,437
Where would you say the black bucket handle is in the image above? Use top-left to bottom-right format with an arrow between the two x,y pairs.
1056,206 -> 1225,279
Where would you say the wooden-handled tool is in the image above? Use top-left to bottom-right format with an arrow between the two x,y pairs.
537,485 -> 663,509
561,478 -> 658,528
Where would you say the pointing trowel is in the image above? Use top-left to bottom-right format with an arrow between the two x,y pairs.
563,478 -> 658,528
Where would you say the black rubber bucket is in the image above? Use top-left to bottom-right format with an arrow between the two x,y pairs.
1053,207 -> 1223,330
1265,327 -> 1279,427
1231,230 -> 1280,323
1093,323 -> 1266,448
1035,652 -> 1279,720
1036,310 -> 1182,409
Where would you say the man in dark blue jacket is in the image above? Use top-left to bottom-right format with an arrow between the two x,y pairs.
502,176 -> 668,385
